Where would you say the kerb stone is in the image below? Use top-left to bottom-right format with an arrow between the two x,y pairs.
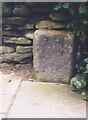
33,30 -> 74,83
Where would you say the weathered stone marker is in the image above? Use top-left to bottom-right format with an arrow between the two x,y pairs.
33,30 -> 74,83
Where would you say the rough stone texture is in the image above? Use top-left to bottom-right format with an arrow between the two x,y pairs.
16,46 -> 33,53
49,13 -> 70,22
3,37 -> 32,45
24,30 -> 34,40
0,52 -> 33,63
36,20 -> 65,29
33,30 -> 74,83
2,17 -> 27,25
0,46 -> 15,54
17,23 -> 35,30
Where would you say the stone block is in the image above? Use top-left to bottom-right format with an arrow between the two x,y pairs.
17,23 -> 35,30
16,46 -> 33,53
3,37 -> 32,45
36,20 -> 65,29
1,52 -> 33,63
49,13 -> 70,22
0,46 -> 15,54
33,30 -> 74,83
24,30 -> 34,40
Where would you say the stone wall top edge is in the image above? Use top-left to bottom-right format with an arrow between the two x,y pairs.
34,29 -> 74,36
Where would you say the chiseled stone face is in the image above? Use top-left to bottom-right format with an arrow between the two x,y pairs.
33,30 -> 74,83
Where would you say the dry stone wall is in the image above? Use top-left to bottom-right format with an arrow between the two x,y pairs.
1,2 -> 71,64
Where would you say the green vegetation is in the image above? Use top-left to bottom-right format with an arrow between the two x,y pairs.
54,2 -> 88,100
70,58 -> 88,91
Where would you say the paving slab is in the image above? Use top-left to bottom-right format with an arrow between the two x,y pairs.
7,81 -> 86,118
0,72 -> 21,115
